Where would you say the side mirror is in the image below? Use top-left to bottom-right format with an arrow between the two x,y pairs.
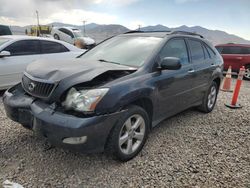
0,51 -> 11,58
160,57 -> 182,70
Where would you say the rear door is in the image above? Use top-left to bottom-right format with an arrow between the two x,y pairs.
0,40 -> 41,89
187,39 -> 216,101
40,40 -> 78,59
155,37 -> 197,120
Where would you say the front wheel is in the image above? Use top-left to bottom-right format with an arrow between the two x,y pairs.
197,81 -> 218,113
105,105 -> 150,161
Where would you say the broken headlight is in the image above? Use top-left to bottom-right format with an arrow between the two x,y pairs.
62,88 -> 109,112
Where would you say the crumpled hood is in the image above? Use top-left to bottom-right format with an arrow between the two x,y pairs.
25,58 -> 136,83
76,37 -> 95,45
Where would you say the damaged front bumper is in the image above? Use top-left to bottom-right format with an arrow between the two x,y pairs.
3,84 -> 125,153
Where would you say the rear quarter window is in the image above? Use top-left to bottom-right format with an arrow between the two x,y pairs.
205,44 -> 216,58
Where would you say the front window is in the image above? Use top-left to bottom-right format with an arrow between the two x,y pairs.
159,38 -> 189,65
3,40 -> 40,56
81,36 -> 162,67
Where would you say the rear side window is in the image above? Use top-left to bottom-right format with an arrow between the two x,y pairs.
188,39 -> 205,61
202,45 -> 210,59
3,40 -> 40,56
159,38 -> 189,65
40,41 -> 69,54
205,45 -> 216,58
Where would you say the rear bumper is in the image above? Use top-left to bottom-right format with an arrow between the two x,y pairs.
3,85 -> 125,153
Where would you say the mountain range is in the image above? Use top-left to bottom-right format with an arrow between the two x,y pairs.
9,22 -> 250,45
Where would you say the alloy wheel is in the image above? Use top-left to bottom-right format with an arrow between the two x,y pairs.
207,85 -> 217,109
119,114 -> 146,155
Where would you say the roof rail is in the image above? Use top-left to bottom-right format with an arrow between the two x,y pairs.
124,30 -> 144,34
124,30 -> 171,34
170,31 -> 204,38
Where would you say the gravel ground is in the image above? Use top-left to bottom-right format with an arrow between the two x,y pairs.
0,79 -> 249,188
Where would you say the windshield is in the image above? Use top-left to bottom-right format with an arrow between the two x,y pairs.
73,31 -> 84,37
0,38 -> 9,46
81,36 -> 162,67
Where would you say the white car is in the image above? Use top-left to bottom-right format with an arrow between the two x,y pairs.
51,27 -> 95,49
0,35 -> 85,90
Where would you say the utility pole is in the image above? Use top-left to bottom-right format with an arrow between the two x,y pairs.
138,25 -> 141,31
36,10 -> 40,36
82,20 -> 86,36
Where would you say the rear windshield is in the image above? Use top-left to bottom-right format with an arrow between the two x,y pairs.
0,26 -> 12,35
216,46 -> 250,54
0,38 -> 10,46
81,36 -> 162,67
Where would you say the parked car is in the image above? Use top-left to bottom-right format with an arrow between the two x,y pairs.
215,43 -> 250,80
0,35 -> 85,90
51,27 -> 95,49
3,31 -> 223,161
0,25 -> 12,36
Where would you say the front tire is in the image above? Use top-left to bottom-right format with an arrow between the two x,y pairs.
197,81 -> 218,113
105,105 -> 150,161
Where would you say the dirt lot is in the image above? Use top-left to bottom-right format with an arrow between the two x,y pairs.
0,79 -> 249,188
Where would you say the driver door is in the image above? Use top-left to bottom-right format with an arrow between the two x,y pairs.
154,38 -> 197,120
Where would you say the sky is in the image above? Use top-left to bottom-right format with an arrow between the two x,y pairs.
0,0 -> 249,40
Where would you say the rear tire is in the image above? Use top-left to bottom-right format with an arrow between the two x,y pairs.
244,65 -> 250,80
197,81 -> 218,113
105,105 -> 150,161
54,34 -> 60,40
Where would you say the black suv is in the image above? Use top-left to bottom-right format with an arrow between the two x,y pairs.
3,31 -> 223,161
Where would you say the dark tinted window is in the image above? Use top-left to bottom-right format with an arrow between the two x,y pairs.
159,38 -> 189,65
206,45 -> 216,57
41,41 -> 69,54
59,28 -> 74,38
215,46 -> 223,53
188,39 -> 205,61
0,25 -> 12,35
202,45 -> 210,59
241,47 -> 250,54
221,46 -> 241,54
3,40 -> 40,56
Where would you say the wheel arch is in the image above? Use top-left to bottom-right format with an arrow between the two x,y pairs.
213,77 -> 221,89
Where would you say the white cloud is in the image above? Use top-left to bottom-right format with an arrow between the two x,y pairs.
94,0 -> 140,6
0,0 -> 139,26
48,9 -> 117,25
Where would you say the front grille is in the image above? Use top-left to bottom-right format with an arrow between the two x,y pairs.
22,74 -> 56,98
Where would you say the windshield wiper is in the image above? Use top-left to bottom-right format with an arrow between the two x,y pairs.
98,59 -> 121,65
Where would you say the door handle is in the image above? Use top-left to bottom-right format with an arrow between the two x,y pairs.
211,63 -> 216,67
188,69 -> 195,73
